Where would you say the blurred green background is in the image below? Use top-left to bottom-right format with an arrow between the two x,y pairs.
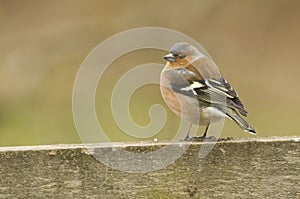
1,0 -> 300,146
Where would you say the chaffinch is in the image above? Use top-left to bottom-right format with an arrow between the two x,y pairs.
160,42 -> 256,140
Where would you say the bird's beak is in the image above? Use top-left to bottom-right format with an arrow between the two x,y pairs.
163,53 -> 176,63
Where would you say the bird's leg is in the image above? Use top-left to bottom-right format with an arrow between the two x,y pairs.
197,122 -> 217,141
184,124 -> 193,141
191,122 -> 209,139
187,122 -> 214,141
201,122 -> 210,138
184,123 -> 216,141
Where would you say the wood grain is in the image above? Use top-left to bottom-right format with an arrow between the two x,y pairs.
0,137 -> 299,198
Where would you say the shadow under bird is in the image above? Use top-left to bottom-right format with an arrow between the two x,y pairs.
160,42 -> 256,140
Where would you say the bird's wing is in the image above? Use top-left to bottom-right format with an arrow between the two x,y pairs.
166,66 -> 248,117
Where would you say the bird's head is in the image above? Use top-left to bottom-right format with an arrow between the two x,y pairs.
163,42 -> 202,68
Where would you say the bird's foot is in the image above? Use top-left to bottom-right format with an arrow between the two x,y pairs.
181,136 -> 234,142
182,135 -> 217,142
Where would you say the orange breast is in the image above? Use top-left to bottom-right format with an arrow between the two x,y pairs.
160,69 -> 211,126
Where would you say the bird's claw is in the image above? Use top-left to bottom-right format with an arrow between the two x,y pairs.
183,135 -> 217,142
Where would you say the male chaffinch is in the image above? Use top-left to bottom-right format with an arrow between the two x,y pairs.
160,42 -> 256,140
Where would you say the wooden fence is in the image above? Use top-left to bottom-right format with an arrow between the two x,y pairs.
0,137 -> 299,198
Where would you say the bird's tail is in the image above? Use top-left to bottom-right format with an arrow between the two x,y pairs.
226,110 -> 256,134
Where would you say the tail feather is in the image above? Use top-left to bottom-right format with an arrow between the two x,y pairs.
226,110 -> 256,134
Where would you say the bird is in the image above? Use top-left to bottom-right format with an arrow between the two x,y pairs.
160,42 -> 256,140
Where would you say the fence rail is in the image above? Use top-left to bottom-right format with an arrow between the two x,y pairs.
0,136 -> 299,198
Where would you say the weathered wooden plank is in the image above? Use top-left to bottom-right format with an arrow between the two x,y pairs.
0,137 -> 299,198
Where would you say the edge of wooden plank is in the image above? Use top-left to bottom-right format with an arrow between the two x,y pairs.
0,136 -> 299,152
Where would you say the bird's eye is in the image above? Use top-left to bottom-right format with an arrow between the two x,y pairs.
170,51 -> 186,60
172,52 -> 179,57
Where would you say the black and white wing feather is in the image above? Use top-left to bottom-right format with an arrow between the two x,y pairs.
167,67 -> 248,117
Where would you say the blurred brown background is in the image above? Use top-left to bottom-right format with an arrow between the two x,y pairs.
0,0 -> 300,146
